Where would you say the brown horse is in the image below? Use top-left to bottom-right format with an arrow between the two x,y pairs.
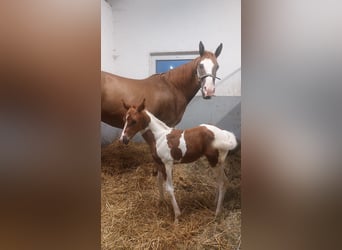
101,41 -> 223,129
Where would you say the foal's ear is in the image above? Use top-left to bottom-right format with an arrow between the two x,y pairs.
215,43 -> 223,58
122,99 -> 130,110
137,98 -> 146,112
199,41 -> 205,57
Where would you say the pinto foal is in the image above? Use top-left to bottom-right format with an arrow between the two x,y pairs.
119,99 -> 237,223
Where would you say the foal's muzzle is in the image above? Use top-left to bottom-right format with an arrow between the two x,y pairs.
120,135 -> 130,145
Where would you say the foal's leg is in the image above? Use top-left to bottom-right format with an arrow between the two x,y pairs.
157,170 -> 165,201
214,161 -> 230,204
213,162 -> 229,216
164,163 -> 181,223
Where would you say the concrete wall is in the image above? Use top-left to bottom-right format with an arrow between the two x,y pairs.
101,0 -> 241,145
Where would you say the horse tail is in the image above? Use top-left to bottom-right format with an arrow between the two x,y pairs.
224,131 -> 239,156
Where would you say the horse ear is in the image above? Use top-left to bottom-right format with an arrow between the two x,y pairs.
199,41 -> 205,57
215,43 -> 223,58
137,98 -> 146,112
122,99 -> 130,110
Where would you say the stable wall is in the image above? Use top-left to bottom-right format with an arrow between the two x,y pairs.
103,0 -> 240,82
101,0 -> 115,72
101,0 -> 241,145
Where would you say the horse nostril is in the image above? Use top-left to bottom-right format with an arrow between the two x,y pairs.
122,136 -> 129,145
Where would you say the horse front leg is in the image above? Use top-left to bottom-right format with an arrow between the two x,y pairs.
157,170 -> 165,201
164,163 -> 181,223
155,163 -> 167,202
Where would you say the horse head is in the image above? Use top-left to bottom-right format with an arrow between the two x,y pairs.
197,41 -> 223,99
120,99 -> 149,144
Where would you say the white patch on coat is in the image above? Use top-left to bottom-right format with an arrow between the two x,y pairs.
201,58 -> 214,75
144,111 -> 174,162
178,132 -> 187,156
200,124 -> 237,162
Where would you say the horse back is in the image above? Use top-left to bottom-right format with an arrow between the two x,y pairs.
101,71 -> 186,128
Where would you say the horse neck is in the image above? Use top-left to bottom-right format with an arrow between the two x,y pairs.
143,110 -> 172,140
164,57 -> 201,102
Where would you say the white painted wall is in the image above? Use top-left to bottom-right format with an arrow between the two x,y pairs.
101,0 -> 115,73
216,68 -> 241,96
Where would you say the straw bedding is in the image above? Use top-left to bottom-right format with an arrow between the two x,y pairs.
101,141 -> 241,249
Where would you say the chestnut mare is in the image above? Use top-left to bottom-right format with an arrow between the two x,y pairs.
101,41 -> 223,131
120,99 -> 238,223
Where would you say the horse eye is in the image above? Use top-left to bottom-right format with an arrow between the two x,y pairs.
131,120 -> 136,125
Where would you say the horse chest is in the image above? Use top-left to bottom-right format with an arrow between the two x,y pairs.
154,130 -> 187,163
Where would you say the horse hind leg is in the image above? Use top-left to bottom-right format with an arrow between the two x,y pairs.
212,161 -> 229,216
214,160 -> 231,203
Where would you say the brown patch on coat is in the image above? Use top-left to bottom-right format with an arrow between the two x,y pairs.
181,126 -> 219,167
166,129 -> 183,161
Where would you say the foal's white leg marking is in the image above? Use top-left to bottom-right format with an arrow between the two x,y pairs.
212,162 -> 229,216
157,170 -> 164,201
178,132 -> 187,156
164,162 -> 181,223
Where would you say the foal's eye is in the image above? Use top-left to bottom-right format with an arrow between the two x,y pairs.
131,120 -> 136,125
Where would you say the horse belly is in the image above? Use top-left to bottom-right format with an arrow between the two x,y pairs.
101,111 -> 125,128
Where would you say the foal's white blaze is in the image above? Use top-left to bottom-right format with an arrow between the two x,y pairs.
119,114 -> 129,141
199,58 -> 216,96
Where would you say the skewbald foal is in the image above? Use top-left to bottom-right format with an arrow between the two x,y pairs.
119,99 -> 237,223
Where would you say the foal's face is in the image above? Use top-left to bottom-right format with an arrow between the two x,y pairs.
120,103 -> 149,144
120,108 -> 143,144
197,41 -> 223,99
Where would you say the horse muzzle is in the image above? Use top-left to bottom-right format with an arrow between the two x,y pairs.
202,86 -> 215,99
204,86 -> 215,97
200,75 -> 218,99
120,135 -> 130,145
